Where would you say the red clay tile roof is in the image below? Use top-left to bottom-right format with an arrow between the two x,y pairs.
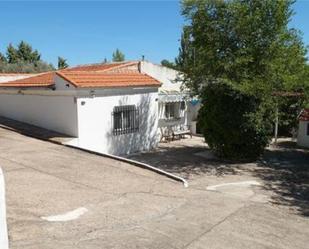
0,61 -> 160,88
299,109 -> 309,121
0,73 -> 36,76
57,71 -> 160,88
64,61 -> 138,72
0,72 -> 55,87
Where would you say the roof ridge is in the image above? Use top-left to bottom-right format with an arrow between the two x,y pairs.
61,71 -> 142,75
99,61 -> 139,72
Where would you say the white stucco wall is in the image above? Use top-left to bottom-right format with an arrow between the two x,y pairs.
140,61 -> 182,90
0,94 -> 78,136
75,88 -> 159,155
297,121 -> 309,148
141,61 -> 202,135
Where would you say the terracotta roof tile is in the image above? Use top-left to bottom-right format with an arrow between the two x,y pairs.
0,73 -> 36,76
64,61 -> 138,72
57,71 -> 160,88
0,72 -> 55,87
0,61 -> 161,88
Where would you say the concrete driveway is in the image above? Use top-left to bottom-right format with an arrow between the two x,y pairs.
0,128 -> 308,249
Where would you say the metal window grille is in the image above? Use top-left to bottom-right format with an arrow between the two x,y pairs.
112,105 -> 139,135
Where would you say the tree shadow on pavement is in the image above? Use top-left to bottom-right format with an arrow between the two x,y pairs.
255,141 -> 309,216
128,138 -> 241,179
129,138 -> 309,216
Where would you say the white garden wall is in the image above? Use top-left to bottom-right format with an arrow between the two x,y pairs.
75,88 -> 159,155
297,121 -> 309,148
0,94 -> 78,136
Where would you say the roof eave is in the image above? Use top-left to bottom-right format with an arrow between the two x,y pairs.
75,83 -> 161,89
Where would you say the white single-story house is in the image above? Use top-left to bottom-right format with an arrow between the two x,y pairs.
0,61 -> 199,155
297,108 -> 309,148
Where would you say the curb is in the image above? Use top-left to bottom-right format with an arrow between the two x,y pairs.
0,168 -> 9,249
65,145 -> 189,188
0,123 -> 189,187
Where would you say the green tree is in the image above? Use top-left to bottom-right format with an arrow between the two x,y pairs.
6,44 -> 19,63
178,0 -> 308,96
0,41 -> 54,73
0,52 -> 6,63
112,49 -> 125,62
161,59 -> 177,70
57,56 -> 69,69
17,41 -> 40,63
177,0 -> 309,159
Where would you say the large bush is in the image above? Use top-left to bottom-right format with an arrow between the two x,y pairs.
199,83 -> 273,161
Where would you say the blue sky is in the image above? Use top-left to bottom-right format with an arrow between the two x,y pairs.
0,0 -> 308,67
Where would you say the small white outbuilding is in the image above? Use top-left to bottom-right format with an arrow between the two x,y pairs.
297,108 -> 309,148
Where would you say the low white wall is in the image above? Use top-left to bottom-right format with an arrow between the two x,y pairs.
0,168 -> 8,249
297,121 -> 309,148
0,94 -> 78,136
76,89 -> 159,155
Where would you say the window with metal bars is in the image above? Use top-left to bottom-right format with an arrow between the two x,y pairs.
112,105 -> 139,135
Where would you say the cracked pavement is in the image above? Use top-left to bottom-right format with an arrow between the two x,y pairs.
0,128 -> 308,249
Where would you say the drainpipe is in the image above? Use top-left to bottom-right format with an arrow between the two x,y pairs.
0,168 -> 8,249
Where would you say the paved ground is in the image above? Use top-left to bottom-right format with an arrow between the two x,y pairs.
0,128 -> 308,249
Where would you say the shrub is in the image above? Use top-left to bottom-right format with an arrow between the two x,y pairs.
198,82 -> 273,161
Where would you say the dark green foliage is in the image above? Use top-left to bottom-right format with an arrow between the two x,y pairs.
0,52 -> 6,62
178,0 -> 308,96
161,59 -> 177,70
0,41 -> 54,73
17,41 -> 41,63
6,43 -> 19,64
199,82 -> 273,160
0,60 -> 55,73
177,0 -> 309,159
277,95 -> 306,136
57,56 -> 69,69
112,49 -> 125,62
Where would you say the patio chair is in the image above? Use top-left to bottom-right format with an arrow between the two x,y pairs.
160,127 -> 173,142
172,125 -> 192,140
